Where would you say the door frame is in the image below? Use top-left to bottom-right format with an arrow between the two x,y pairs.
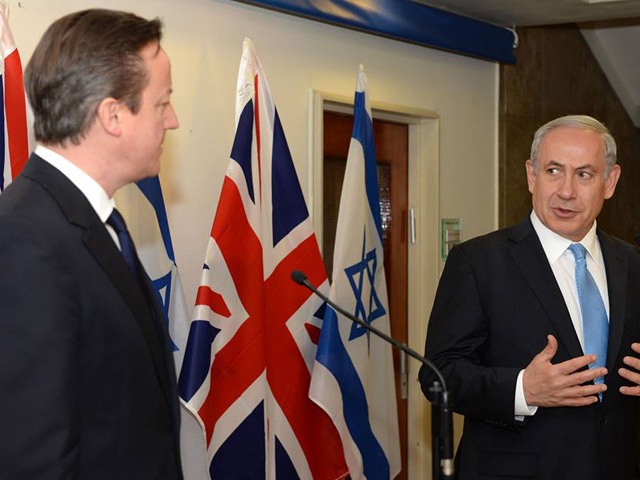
309,90 -> 441,479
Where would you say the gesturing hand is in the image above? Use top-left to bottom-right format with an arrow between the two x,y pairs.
619,342 -> 640,396
523,335 -> 607,407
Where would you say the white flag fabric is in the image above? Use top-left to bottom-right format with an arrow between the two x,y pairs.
115,177 -> 190,372
309,67 -> 401,480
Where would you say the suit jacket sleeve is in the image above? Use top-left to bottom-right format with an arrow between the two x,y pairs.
419,242 -> 522,427
0,216 -> 80,478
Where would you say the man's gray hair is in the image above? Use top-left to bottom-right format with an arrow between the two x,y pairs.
530,115 -> 617,176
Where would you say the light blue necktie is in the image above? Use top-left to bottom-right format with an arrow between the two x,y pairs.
568,243 -> 608,390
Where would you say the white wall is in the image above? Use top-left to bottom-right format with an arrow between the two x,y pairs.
7,0 -> 498,476
7,0 -> 498,308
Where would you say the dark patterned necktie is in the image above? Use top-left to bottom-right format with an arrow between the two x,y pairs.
107,208 -> 142,280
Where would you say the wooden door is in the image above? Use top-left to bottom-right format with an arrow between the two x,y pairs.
323,110 -> 409,479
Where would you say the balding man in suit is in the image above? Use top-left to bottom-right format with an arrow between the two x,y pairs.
420,115 -> 640,479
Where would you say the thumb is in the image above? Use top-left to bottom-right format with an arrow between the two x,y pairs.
537,334 -> 558,362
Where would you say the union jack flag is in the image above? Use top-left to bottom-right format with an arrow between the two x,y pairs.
0,4 -> 29,191
178,38 -> 348,479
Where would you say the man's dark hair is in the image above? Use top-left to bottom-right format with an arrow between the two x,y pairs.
25,9 -> 163,146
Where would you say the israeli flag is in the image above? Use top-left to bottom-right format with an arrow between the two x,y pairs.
115,177 -> 189,371
309,67 -> 401,480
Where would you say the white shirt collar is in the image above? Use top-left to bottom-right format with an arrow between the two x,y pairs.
35,145 -> 114,222
530,210 -> 602,265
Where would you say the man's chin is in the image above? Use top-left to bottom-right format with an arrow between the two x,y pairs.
144,162 -> 161,180
550,223 -> 587,242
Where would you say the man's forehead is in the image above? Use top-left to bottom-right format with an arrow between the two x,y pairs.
139,41 -> 162,58
543,126 -> 603,143
541,128 -> 604,153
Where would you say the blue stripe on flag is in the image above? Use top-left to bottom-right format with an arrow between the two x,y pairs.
352,91 -> 383,240
178,320 -> 221,401
150,269 -> 178,351
316,306 -> 390,479
210,401 -> 266,478
275,436 -> 300,480
1,74 -> 6,191
231,101 -> 255,203
136,176 -> 176,262
271,109 -> 309,246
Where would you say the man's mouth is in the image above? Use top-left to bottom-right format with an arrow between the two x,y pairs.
552,206 -> 577,218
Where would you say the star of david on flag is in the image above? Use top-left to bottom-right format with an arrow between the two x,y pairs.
345,234 -> 386,342
177,38 -> 348,479
309,66 -> 401,480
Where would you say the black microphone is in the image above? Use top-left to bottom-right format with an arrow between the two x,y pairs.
290,269 -> 309,287
290,269 -> 455,479
439,391 -> 455,477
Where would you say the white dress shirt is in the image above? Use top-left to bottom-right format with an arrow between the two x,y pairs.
35,145 -> 120,248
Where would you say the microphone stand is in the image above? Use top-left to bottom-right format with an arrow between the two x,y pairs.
290,270 -> 455,480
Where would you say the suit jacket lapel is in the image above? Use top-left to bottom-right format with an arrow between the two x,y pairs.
598,230 -> 627,371
507,217 -> 584,359
21,155 -> 174,402
83,224 -> 172,392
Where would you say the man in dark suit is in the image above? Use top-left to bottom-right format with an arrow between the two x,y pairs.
0,9 -> 182,478
420,115 -> 640,479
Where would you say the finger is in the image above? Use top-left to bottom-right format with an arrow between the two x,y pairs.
567,367 -> 607,386
623,355 -> 640,371
537,376 -> 607,405
556,385 -> 606,407
571,383 -> 607,397
530,391 -> 600,408
620,385 -> 640,396
565,396 -> 600,407
619,367 -> 640,386
556,354 -> 598,375
558,379 -> 607,396
551,391 -> 601,407
630,343 -> 640,355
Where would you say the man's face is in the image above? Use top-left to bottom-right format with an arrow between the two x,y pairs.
119,43 -> 179,181
526,126 -> 620,241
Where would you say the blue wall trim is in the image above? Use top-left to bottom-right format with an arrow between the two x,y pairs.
234,0 -> 516,64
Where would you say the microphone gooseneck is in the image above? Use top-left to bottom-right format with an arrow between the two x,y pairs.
290,268 -> 455,479
290,269 -> 448,390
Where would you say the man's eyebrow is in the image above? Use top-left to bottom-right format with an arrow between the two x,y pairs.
544,160 -> 563,167
544,160 -> 594,170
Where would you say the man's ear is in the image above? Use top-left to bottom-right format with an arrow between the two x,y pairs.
95,97 -> 122,137
604,164 -> 621,200
525,159 -> 536,195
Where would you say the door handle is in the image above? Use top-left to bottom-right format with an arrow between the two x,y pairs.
409,208 -> 416,245
400,345 -> 408,400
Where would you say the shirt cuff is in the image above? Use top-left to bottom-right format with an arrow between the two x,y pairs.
515,369 -> 538,419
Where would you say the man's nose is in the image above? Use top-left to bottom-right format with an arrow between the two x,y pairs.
557,174 -> 576,198
166,104 -> 179,130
